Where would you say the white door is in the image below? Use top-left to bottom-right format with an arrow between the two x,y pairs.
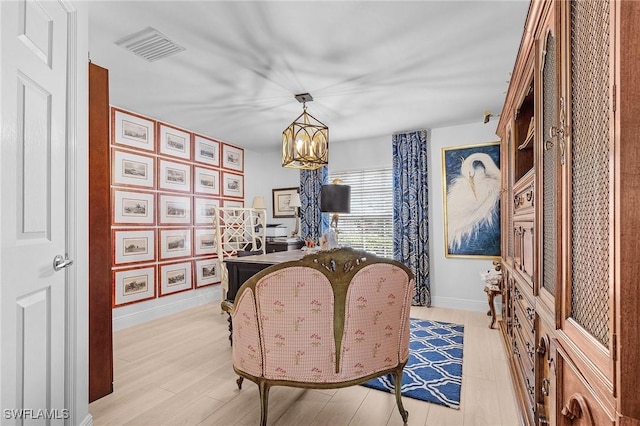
1,1 -> 75,424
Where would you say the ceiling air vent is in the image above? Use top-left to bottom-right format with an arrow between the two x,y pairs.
115,27 -> 185,62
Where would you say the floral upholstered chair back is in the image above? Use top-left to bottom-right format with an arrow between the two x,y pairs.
231,248 -> 414,384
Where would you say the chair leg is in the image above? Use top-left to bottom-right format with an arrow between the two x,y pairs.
236,376 -> 244,390
259,380 -> 270,426
393,368 -> 409,424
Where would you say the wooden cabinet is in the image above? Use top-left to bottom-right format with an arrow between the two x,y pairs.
497,1 -> 640,425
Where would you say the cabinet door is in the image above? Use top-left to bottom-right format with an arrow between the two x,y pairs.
537,4 -> 560,313
503,123 -> 515,264
559,0 -> 615,383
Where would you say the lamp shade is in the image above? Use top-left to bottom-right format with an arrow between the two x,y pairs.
320,184 -> 350,213
252,196 -> 266,209
289,193 -> 302,208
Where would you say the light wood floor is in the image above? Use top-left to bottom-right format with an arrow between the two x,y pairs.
89,303 -> 520,426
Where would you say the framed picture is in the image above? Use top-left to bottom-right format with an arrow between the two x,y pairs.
194,197 -> 220,225
111,108 -> 156,152
159,261 -> 193,296
222,144 -> 244,172
194,228 -> 217,256
194,166 -> 220,196
442,141 -> 501,258
113,266 -> 156,307
158,194 -> 191,225
113,229 -> 155,265
272,187 -> 299,218
222,199 -> 243,217
194,258 -> 221,287
158,123 -> 191,160
158,159 -> 191,193
159,228 -> 192,260
222,171 -> 244,198
112,189 -> 155,225
222,199 -> 243,208
193,134 -> 220,167
112,149 -> 154,188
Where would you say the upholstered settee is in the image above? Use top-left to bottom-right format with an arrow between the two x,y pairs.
221,247 -> 415,426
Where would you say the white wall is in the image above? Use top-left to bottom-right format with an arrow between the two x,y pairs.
429,121 -> 501,311
242,121 -> 501,313
244,149 -> 300,232
115,119 -> 503,330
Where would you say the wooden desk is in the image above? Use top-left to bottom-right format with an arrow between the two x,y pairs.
224,250 -> 306,302
223,250 -> 306,344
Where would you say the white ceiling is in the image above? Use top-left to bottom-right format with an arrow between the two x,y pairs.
88,1 -> 529,153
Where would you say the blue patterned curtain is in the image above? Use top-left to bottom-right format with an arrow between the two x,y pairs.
300,167 -> 329,241
393,129 -> 430,306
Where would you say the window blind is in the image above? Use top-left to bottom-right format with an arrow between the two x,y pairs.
328,168 -> 393,258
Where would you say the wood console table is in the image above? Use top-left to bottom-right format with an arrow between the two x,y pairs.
483,283 -> 501,329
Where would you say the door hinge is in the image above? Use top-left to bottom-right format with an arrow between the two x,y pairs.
612,333 -> 617,362
613,84 -> 616,113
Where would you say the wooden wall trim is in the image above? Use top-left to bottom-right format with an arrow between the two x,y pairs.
88,62 -> 113,402
616,0 -> 640,419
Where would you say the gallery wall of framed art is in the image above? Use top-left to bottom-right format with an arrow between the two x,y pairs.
110,106 -> 245,307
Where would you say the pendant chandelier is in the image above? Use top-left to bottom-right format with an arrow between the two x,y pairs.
282,93 -> 328,170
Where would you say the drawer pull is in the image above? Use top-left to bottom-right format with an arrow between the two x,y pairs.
525,341 -> 535,358
526,306 -> 535,321
561,393 -> 594,425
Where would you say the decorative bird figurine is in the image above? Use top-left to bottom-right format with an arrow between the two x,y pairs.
446,153 -> 501,251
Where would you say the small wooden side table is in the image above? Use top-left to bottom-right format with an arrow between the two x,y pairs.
483,283 -> 501,329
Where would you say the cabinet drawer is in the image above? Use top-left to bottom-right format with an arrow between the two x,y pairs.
513,221 -> 535,287
558,351 -> 615,426
512,281 -> 535,327
514,180 -> 534,215
514,302 -> 536,369
512,335 -> 536,410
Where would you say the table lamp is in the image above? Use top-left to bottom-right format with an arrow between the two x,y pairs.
289,192 -> 302,238
320,182 -> 350,249
320,182 -> 350,232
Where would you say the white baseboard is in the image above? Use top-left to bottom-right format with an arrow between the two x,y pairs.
431,296 -> 502,313
112,287 -> 220,331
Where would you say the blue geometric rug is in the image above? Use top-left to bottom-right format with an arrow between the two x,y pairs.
362,318 -> 464,409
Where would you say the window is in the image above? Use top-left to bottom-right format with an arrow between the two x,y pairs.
328,168 -> 393,258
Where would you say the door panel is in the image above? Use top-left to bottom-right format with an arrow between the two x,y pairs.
1,1 -> 72,423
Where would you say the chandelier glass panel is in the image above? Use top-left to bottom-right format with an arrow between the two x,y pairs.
282,94 -> 328,170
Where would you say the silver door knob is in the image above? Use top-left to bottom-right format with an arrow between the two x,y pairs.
53,254 -> 73,271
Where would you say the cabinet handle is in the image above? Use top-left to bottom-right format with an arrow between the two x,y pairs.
561,393 -> 594,425
537,403 -> 550,425
548,97 -> 567,165
541,378 -> 551,397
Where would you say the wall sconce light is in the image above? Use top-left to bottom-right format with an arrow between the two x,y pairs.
282,93 -> 329,170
